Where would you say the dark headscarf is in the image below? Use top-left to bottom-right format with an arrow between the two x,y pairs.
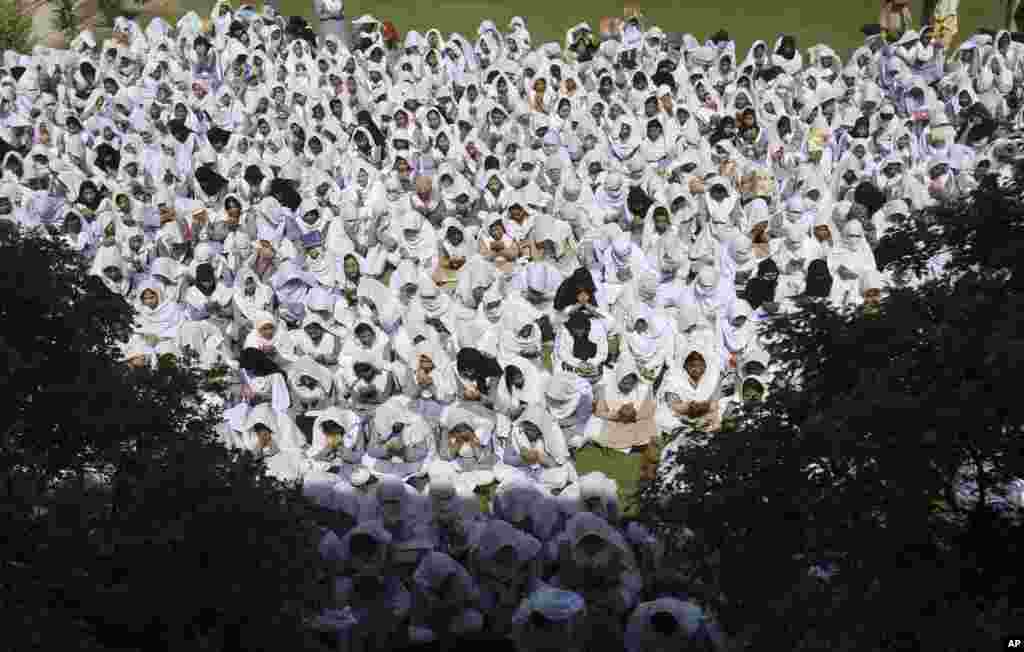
195,263 -> 217,297
651,60 -> 678,92
79,61 -> 96,83
503,364 -> 525,393
0,138 -> 13,166
853,181 -> 886,217
207,126 -> 232,150
244,164 -> 265,188
804,259 -> 833,297
708,117 -> 737,147
239,347 -> 282,377
745,259 -> 780,310
710,29 -> 731,45
167,118 -> 192,144
554,268 -> 598,311
565,310 -> 597,360
776,34 -> 797,58
228,20 -> 247,39
959,102 -> 997,145
94,143 -> 121,175
756,65 -> 784,84
851,116 -> 870,139
456,348 -> 503,385
269,178 -> 301,211
195,165 -> 229,197
627,185 -> 654,219
355,110 -> 387,151
285,16 -> 317,49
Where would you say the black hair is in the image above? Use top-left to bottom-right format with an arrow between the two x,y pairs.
651,610 -> 680,636
353,361 -> 374,375
239,347 -> 282,377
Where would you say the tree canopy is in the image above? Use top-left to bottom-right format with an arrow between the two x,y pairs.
1,229 -> 327,652
0,0 -> 33,54
640,171 -> 1024,650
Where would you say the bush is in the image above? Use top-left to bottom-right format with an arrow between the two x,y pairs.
0,0 -> 34,53
1,229 -> 325,651
49,0 -> 77,42
95,0 -> 141,28
639,170 -> 1024,649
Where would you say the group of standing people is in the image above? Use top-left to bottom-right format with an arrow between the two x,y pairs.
2,1 -> 1024,648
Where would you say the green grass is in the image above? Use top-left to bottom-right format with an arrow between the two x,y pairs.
473,443 -> 644,514
574,444 -> 644,515
176,0 -> 1004,60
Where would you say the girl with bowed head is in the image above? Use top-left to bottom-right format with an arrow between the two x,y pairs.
305,407 -> 368,482
495,406 -> 576,494
587,354 -> 658,452
468,519 -> 545,637
408,551 -> 485,643
544,372 -> 594,452
364,397 -> 434,480
549,512 -> 642,651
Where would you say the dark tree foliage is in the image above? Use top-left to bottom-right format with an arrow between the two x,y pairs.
0,230 -> 326,652
640,170 -> 1024,651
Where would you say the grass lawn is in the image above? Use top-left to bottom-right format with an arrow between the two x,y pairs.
574,444 -> 645,514
176,0 -> 1005,60
474,443 -> 644,515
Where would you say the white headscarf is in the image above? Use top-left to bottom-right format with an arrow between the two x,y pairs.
241,402 -> 307,452
307,406 -> 364,459
233,268 -> 275,324
395,210 -> 437,262
544,372 -> 586,423
624,303 -> 673,376
511,405 -> 570,465
659,345 -> 720,404
134,280 -> 184,339
722,299 -> 756,358
498,305 -> 543,360
493,355 -> 544,416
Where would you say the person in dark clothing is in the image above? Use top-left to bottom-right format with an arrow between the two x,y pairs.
956,101 -> 998,147
554,268 -> 600,313
744,259 -> 780,312
854,181 -> 887,218
801,259 -> 834,301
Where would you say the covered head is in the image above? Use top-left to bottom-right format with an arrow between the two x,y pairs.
625,597 -> 726,652
493,479 -> 560,539
511,587 -> 587,639
375,474 -> 412,527
338,519 -> 393,574
575,471 -> 620,522
562,511 -> 634,570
